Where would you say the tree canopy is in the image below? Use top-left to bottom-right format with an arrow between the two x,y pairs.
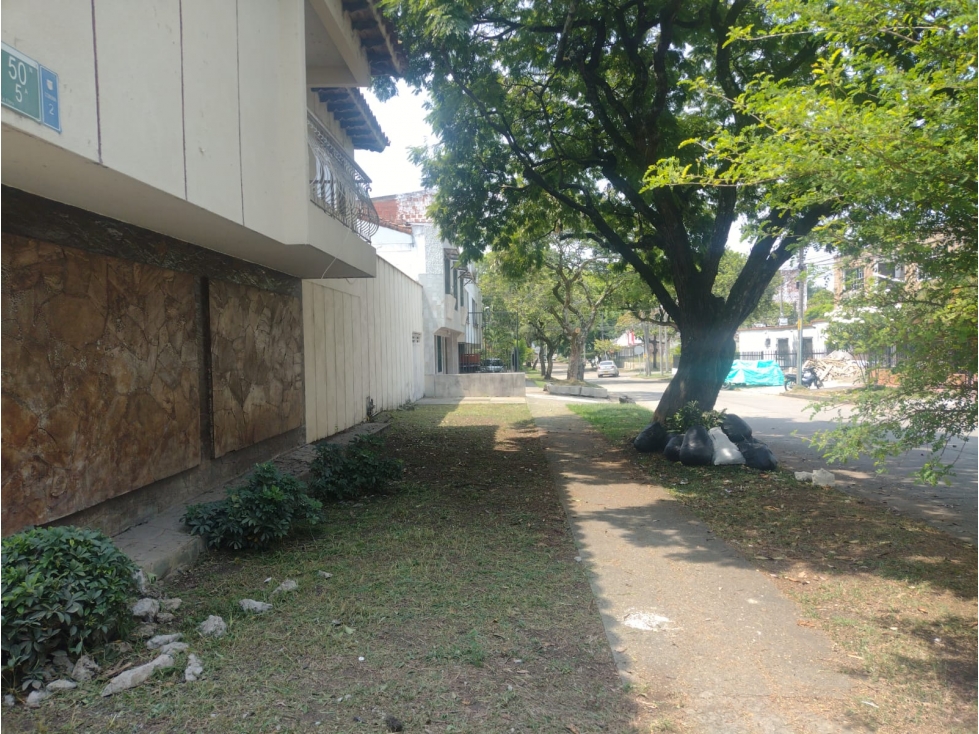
386,0 -> 835,419
642,0 -> 976,481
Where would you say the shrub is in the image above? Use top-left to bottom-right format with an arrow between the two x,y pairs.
183,463 -> 323,550
664,401 -> 727,434
2,526 -> 138,683
308,434 -> 404,501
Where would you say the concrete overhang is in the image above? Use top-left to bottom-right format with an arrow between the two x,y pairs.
2,125 -> 375,279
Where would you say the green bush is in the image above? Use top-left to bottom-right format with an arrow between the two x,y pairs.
308,434 -> 404,501
664,401 -> 727,434
183,463 -> 323,550
2,526 -> 138,683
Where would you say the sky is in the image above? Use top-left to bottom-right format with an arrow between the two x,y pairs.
355,84 -> 831,282
355,82 -> 433,198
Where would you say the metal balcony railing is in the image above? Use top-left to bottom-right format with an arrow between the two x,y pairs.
307,111 -> 380,242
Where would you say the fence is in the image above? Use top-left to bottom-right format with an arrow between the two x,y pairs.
459,310 -> 521,373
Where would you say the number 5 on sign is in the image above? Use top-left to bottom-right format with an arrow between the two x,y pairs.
2,42 -> 43,122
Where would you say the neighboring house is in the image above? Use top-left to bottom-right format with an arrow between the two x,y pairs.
734,321 -> 831,368
1,1 -> 421,538
371,191 -> 484,381
834,258 -> 908,300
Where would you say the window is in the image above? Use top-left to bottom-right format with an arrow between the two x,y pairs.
435,335 -> 444,373
844,267 -> 864,292
453,268 -> 458,308
444,257 -> 450,294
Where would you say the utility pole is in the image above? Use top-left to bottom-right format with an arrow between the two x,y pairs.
642,318 -> 651,376
796,248 -> 806,384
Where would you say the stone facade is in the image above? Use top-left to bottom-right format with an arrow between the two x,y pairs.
1,235 -> 201,530
209,281 -> 304,457
1,190 -> 307,537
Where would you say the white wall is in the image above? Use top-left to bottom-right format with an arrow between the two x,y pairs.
736,323 -> 829,354
2,0 -> 376,278
302,257 -> 424,442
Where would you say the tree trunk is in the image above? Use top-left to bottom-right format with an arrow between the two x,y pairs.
653,326 -> 736,423
566,333 -> 586,382
544,347 -> 554,379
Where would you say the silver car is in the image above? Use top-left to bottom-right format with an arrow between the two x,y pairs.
597,360 -> 619,377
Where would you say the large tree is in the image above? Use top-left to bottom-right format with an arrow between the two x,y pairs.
387,0 -> 831,420
645,0 -> 976,480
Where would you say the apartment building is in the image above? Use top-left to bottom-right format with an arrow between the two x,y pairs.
1,0 -> 422,537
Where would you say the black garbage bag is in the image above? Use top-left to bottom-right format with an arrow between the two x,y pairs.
663,434 -> 683,462
738,439 -> 779,470
679,426 -> 714,466
721,413 -> 753,444
634,422 -> 670,453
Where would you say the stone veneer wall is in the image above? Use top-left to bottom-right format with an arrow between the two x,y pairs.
210,280 -> 304,457
1,235 -> 201,530
1,187 -> 306,536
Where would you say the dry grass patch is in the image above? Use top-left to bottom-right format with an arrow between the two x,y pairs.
5,404 -> 662,734
569,402 -> 977,734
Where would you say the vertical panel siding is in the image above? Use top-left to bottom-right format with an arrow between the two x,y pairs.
303,257 -> 423,442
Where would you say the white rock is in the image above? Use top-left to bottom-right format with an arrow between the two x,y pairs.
131,598 -> 160,621
3,694 -> 15,708
812,468 -> 836,487
794,471 -> 813,482
184,654 -> 203,682
272,579 -> 298,595
156,613 -> 176,624
146,633 -> 183,650
199,615 -> 227,638
135,624 -> 158,639
26,690 -> 51,708
71,655 -> 101,682
159,642 -> 189,655
46,679 -> 78,691
239,599 -> 272,613
318,571 -> 333,579
160,598 -> 182,612
133,569 -> 151,595
101,654 -> 175,697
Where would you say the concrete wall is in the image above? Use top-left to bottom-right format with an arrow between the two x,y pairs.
1,0 -> 377,279
424,373 -> 527,399
303,257 -> 424,442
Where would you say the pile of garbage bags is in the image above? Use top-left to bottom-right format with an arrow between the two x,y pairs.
633,413 -> 778,470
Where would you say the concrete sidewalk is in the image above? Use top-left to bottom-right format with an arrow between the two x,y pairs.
526,393 -> 856,733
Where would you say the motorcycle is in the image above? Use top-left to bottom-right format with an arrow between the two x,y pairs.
784,364 -> 824,390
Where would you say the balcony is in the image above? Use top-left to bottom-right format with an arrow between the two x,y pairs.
307,111 -> 379,242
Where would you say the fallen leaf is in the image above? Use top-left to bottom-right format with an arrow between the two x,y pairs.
566,725 -> 581,734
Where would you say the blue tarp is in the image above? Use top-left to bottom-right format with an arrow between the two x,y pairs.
725,359 -> 786,387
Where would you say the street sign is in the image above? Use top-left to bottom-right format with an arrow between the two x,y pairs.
39,65 -> 60,132
2,43 -> 60,133
2,43 -> 41,121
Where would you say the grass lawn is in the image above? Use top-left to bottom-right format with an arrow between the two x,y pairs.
6,404 -> 660,734
568,402 -> 978,734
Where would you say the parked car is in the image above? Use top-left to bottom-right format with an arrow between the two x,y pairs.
482,358 -> 505,373
597,360 -> 619,378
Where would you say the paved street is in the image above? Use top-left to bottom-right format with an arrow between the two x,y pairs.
559,368 -> 977,543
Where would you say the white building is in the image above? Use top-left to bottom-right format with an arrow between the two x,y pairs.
372,191 -> 483,379
1,0 -> 423,538
735,321 -> 831,367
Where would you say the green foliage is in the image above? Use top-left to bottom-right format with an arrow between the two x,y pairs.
183,464 -> 323,550
308,435 -> 404,502
664,402 -> 727,434
805,287 -> 834,322
389,0 -> 834,414
645,0 -> 976,480
2,526 -> 138,683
